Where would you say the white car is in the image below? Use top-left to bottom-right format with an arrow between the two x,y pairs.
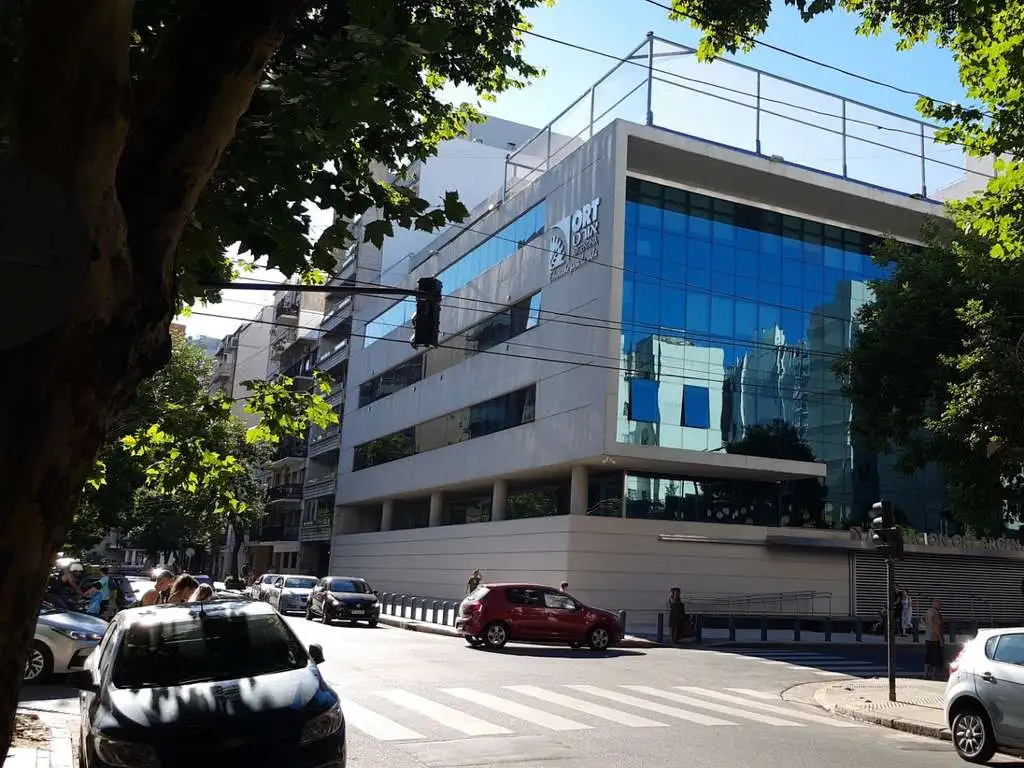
26,605 -> 108,682
251,573 -> 280,601
945,627 -> 1024,762
268,575 -> 318,615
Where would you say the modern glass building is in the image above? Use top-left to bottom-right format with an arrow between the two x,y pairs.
325,39 -> 1019,619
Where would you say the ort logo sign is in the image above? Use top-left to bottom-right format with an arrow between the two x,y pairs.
548,197 -> 601,281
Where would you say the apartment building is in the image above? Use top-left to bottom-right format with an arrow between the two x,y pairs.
209,304 -> 276,426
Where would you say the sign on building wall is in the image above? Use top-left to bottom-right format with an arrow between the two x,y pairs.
850,526 -> 1024,553
549,197 -> 601,282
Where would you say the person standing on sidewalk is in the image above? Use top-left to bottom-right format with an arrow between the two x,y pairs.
924,597 -> 945,680
466,570 -> 482,595
668,587 -> 685,644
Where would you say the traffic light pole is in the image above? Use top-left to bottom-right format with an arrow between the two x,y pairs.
885,555 -> 897,702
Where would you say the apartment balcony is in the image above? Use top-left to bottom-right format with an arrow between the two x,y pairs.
321,296 -> 354,333
266,483 -> 304,503
308,428 -> 341,459
276,293 -> 300,320
299,520 -> 333,542
249,524 -> 299,543
212,366 -> 231,382
280,355 -> 315,381
304,473 -> 338,500
326,387 -> 345,408
317,339 -> 349,374
336,247 -> 356,277
267,438 -> 308,468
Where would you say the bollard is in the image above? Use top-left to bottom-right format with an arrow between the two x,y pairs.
446,601 -> 455,625
380,593 -> 389,614
618,610 -> 628,634
728,615 -> 736,642
760,616 -> 768,642
912,616 -> 920,643
948,621 -> 956,645
400,595 -> 409,618
793,617 -> 801,642
824,617 -> 832,642
431,601 -> 439,624
656,612 -> 665,643
419,599 -> 427,622
694,614 -> 702,645
855,618 -> 863,642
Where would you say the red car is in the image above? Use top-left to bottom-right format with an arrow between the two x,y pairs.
456,583 -> 622,651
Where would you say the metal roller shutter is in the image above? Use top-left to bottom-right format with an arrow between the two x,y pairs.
852,551 -> 1024,625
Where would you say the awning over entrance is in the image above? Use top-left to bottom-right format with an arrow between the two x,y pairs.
585,444 -> 826,482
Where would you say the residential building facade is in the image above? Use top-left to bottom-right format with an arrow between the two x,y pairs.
323,39 -> 1024,622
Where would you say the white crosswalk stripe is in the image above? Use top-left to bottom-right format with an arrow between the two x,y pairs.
332,683 -> 866,745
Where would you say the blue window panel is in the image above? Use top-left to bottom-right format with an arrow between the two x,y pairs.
735,277 -> 759,301
661,286 -> 687,332
688,214 -> 712,240
688,267 -> 711,289
625,201 -> 638,228
712,219 -> 735,244
712,242 -> 735,273
634,279 -> 662,333
629,378 -> 660,423
824,267 -> 844,295
760,231 -> 783,256
844,249 -> 864,274
686,291 -> 710,333
364,296 -> 415,347
735,227 -> 759,251
782,259 -> 803,290
688,239 -> 712,270
638,203 -> 663,228
682,385 -> 711,429
781,309 -> 804,344
711,270 -> 735,294
781,236 -> 803,261
734,248 -> 757,276
527,293 -> 543,329
664,208 -> 687,234
823,245 -> 844,270
803,262 -> 824,292
662,233 -> 687,279
734,300 -> 757,338
758,302 -> 780,333
710,296 -> 734,337
759,280 -> 781,307
759,251 -> 782,284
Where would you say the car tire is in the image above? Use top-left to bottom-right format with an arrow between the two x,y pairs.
587,625 -> 612,652
467,637 -> 484,647
482,622 -> 510,650
24,641 -> 52,683
368,619 -> 378,628
951,705 -> 997,763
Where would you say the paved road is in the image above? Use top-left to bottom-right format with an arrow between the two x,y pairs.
283,617 -> 977,768
707,644 -> 938,680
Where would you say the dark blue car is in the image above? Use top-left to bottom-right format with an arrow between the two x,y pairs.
70,599 -> 345,768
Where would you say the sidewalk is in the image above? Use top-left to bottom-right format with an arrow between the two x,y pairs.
7,711 -> 75,768
377,613 -> 657,648
785,677 -> 949,739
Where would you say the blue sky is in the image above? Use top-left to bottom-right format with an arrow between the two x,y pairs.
181,0 -> 966,339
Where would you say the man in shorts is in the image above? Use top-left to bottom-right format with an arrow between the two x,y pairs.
924,597 -> 945,679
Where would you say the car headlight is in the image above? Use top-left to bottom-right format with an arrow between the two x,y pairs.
300,702 -> 344,746
53,628 -> 104,642
93,734 -> 160,768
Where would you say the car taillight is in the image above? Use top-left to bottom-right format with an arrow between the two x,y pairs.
949,648 -> 964,673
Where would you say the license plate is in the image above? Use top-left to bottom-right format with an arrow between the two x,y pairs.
350,609 -> 365,615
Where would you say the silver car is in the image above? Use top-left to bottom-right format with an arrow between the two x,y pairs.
25,605 -> 108,682
269,575 -> 318,615
945,627 -> 1024,762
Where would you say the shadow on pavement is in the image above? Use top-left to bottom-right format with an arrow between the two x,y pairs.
20,681 -> 79,714
472,646 -> 644,659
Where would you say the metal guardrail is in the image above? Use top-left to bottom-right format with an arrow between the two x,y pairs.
683,590 -> 833,616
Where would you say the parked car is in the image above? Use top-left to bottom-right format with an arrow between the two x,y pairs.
25,605 -> 108,682
456,584 -> 621,651
268,575 -> 319,615
306,577 -> 380,626
70,599 -> 346,768
251,573 -> 280,601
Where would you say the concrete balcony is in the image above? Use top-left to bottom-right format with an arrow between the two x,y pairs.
266,483 -> 303,504
308,429 -> 341,459
304,473 -> 338,500
317,339 -> 349,374
321,296 -> 354,333
249,524 -> 300,543
326,387 -> 345,408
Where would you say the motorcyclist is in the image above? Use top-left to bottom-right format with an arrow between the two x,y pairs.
47,562 -> 92,611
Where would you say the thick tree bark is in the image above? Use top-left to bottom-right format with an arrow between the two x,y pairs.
0,1 -> 308,761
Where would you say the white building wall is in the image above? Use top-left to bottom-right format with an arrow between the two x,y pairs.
228,306 -> 274,426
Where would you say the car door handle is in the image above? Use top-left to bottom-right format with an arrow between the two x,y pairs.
981,672 -> 996,682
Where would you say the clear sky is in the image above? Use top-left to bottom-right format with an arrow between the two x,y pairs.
179,0 -> 967,340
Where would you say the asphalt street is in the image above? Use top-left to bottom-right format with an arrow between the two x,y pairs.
19,616 -> 996,768
282,617 -> 985,768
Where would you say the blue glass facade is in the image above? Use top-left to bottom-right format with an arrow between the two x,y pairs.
618,177 -> 945,531
363,203 -> 547,347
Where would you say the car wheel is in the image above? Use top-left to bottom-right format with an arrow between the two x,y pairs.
587,625 -> 612,651
368,619 -> 378,628
467,637 -> 484,647
482,622 -> 510,650
24,641 -> 52,683
952,705 -> 997,763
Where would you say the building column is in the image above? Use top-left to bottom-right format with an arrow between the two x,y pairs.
429,491 -> 444,527
380,500 -> 394,532
492,479 -> 508,522
569,465 -> 589,516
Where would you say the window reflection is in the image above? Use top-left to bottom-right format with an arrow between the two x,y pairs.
618,177 -> 945,530
364,203 -> 546,347
354,386 -> 537,470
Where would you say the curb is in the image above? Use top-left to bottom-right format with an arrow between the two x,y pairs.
377,615 -> 658,648
699,641 -> 937,651
801,682 -> 951,741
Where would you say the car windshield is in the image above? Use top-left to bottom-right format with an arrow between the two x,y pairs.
261,575 -> 277,584
467,586 -> 490,601
284,577 -> 317,589
112,611 -> 307,689
329,579 -> 370,593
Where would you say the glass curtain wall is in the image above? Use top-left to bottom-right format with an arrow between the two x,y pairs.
617,177 -> 945,530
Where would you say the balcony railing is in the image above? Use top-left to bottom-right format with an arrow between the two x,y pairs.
317,339 -> 349,373
281,356 -> 315,380
308,429 -> 341,457
276,295 -> 300,318
250,524 -> 300,542
326,387 -> 345,407
304,473 -> 338,499
267,483 -> 303,502
272,438 -> 308,463
322,296 -> 354,332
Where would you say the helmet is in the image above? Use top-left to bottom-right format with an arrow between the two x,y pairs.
67,561 -> 84,575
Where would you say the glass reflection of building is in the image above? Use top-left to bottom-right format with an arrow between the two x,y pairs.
617,177 -> 945,532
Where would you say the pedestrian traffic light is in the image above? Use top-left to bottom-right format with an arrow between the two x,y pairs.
411,277 -> 442,349
870,500 -> 903,559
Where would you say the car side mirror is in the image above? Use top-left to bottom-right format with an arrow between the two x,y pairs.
372,590 -> 379,597
308,644 -> 325,665
67,669 -> 98,692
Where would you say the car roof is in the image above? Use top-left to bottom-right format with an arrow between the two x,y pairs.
324,575 -> 369,581
119,599 -> 275,627
280,574 -> 318,580
480,583 -> 556,590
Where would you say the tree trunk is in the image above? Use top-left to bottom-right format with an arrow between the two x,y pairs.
232,524 -> 245,578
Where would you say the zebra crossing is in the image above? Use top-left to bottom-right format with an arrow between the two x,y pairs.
719,648 -> 922,678
327,683 -> 865,744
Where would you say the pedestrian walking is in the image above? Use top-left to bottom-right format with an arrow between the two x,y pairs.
467,570 -> 482,595
559,581 -> 569,592
668,587 -> 685,643
924,598 -> 945,680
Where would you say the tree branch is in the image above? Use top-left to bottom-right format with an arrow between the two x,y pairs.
117,0 -> 310,264
13,0 -> 133,221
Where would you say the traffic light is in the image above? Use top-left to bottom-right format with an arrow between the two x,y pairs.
411,277 -> 442,349
870,500 -> 904,559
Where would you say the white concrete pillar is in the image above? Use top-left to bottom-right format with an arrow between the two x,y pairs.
429,491 -> 444,527
492,479 -> 508,522
569,465 -> 589,516
380,500 -> 394,532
